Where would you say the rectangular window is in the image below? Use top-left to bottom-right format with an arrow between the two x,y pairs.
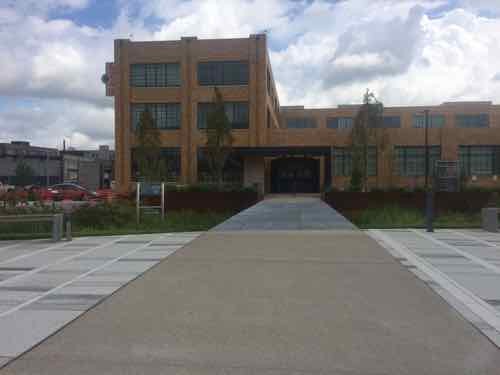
459,145 -> 500,176
456,114 -> 489,128
197,149 -> 243,184
286,117 -> 317,129
130,63 -> 180,87
394,146 -> 441,177
131,147 -> 181,182
197,102 -> 249,129
412,114 -> 445,128
327,117 -> 353,129
131,103 -> 181,130
198,61 -> 249,86
382,116 -> 401,128
333,147 -> 377,176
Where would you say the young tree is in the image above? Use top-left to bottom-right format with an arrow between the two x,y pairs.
205,87 -> 234,188
134,109 -> 167,182
350,89 -> 383,191
14,160 -> 35,187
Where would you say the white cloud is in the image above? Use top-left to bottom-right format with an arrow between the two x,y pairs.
0,0 -> 500,149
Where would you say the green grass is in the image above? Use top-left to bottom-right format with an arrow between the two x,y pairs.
346,205 -> 481,229
0,209 -> 232,240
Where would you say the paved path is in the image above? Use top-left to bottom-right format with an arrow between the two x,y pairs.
1,198 -> 499,374
369,228 -> 500,347
0,233 -> 200,368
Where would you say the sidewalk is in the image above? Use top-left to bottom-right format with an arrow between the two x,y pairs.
2,198 -> 499,374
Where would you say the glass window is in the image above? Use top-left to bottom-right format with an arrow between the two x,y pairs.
327,117 -> 353,129
455,114 -> 489,128
131,147 -> 181,182
382,116 -> 401,128
130,63 -> 181,87
394,146 -> 441,176
412,114 -> 445,128
197,102 -> 249,129
459,145 -> 499,176
286,118 -> 317,129
333,147 -> 377,176
197,149 -> 243,184
198,61 -> 248,86
131,103 -> 181,130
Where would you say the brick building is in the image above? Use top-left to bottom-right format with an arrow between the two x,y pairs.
105,34 -> 500,194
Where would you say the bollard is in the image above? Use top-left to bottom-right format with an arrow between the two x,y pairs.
482,208 -> 499,233
52,214 -> 63,241
66,220 -> 73,241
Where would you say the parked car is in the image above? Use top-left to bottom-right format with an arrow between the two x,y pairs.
0,182 -> 15,193
46,183 -> 97,201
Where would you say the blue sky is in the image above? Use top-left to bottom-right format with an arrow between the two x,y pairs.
0,0 -> 499,148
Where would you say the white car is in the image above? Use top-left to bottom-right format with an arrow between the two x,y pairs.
0,182 -> 15,193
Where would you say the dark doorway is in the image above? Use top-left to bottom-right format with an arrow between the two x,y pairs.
271,157 -> 319,193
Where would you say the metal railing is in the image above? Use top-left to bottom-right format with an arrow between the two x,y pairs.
0,214 -> 64,241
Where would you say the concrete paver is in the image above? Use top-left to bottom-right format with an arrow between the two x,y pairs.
1,198 -> 499,374
0,233 -> 200,368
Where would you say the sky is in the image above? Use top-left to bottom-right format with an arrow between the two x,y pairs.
0,0 -> 499,149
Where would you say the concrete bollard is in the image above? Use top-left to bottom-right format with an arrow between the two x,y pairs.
66,220 -> 72,241
482,208 -> 499,232
52,214 -> 64,241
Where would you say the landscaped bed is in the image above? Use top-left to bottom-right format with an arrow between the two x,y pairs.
0,203 -> 233,240
345,205 -> 481,229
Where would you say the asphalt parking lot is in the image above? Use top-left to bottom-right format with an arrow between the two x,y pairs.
0,233 -> 200,368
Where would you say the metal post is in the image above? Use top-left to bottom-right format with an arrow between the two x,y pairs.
424,110 -> 434,232
424,109 -> 430,191
46,151 -> 50,187
136,182 -> 141,225
161,182 -> 165,221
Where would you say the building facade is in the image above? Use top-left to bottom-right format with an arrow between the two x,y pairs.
61,145 -> 115,190
0,141 -> 61,186
106,34 -> 500,194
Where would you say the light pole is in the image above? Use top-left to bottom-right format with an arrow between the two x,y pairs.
424,109 -> 434,232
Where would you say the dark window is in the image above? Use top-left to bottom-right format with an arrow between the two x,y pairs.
198,61 -> 248,85
197,149 -> 243,185
130,63 -> 180,87
286,117 -> 317,129
327,117 -> 353,129
381,116 -> 401,128
197,102 -> 249,129
267,109 -> 271,129
412,114 -> 445,128
459,145 -> 500,176
131,147 -> 181,182
131,103 -> 181,130
456,114 -> 489,128
333,147 -> 377,176
394,146 -> 441,176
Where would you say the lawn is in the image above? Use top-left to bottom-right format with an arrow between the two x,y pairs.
345,205 -> 481,229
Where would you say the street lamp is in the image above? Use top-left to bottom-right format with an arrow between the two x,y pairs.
423,109 -> 434,232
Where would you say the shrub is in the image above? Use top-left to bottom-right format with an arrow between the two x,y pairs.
71,203 -> 136,229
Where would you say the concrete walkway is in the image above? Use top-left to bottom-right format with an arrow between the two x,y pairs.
2,197 -> 499,374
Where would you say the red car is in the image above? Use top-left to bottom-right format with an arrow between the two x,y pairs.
46,183 -> 97,201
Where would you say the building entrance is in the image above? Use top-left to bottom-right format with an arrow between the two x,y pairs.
270,157 -> 319,193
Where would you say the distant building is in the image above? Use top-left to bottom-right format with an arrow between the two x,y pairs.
0,141 -> 61,186
61,145 -> 114,190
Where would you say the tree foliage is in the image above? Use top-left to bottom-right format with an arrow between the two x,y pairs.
350,89 -> 384,191
205,87 -> 234,187
14,160 -> 35,187
134,109 -> 167,182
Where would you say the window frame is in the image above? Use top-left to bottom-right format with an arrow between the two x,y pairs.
131,103 -> 181,130
197,61 -> 249,86
130,63 -> 181,88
